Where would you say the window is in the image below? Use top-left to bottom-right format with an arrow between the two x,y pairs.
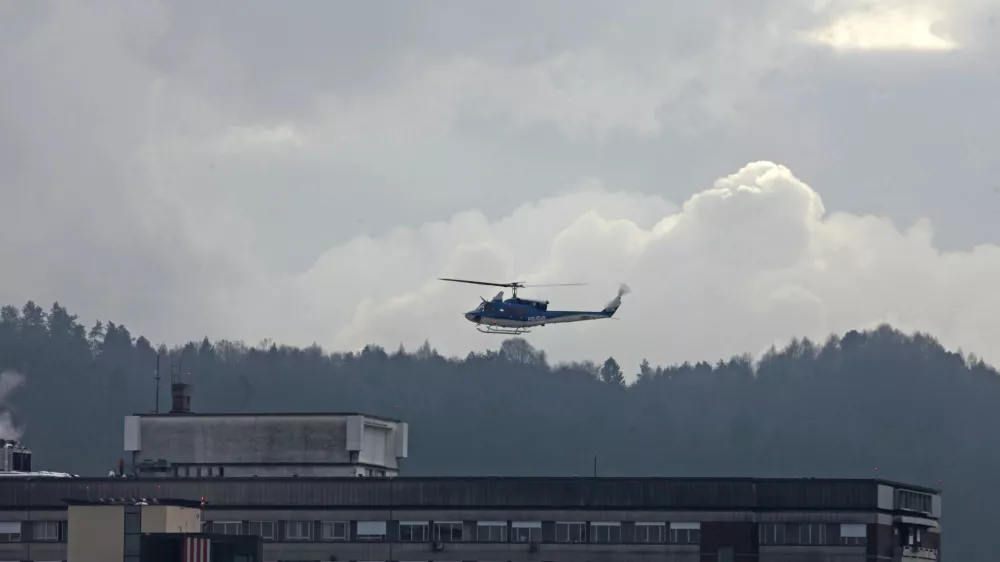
321,521 -> 348,541
357,521 -> 387,541
125,513 -> 141,534
635,522 -> 665,543
800,523 -> 827,545
399,521 -> 429,542
33,521 -> 59,541
248,521 -> 276,541
840,523 -> 867,546
898,490 -> 932,514
669,522 -> 701,544
434,521 -> 463,542
285,521 -> 312,541
759,523 -> 844,546
591,522 -> 621,543
511,522 -> 541,543
212,521 -> 242,535
555,522 -> 586,543
0,521 -> 21,542
477,522 -> 507,542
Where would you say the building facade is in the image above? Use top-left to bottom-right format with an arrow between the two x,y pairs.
124,411 -> 409,479
0,476 -> 941,562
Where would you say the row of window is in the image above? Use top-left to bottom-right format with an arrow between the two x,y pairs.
898,490 -> 933,514
212,520 -> 699,545
759,523 -> 867,546
0,519 -> 872,547
217,520 -> 875,547
0,520 -> 61,542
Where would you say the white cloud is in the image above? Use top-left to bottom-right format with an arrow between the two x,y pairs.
215,125 -> 305,155
237,161 -> 1000,377
805,4 -> 959,51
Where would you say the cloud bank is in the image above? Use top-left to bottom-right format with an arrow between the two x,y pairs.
233,161 -> 999,375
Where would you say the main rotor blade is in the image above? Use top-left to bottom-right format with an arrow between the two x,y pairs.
438,277 -> 516,288
439,277 -> 588,289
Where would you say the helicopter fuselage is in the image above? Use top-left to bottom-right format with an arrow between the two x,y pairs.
464,295 -> 621,329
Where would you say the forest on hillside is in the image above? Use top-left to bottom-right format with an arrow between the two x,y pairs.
0,300 -> 994,561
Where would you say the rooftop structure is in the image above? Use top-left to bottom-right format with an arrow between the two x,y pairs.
0,439 -> 75,478
124,381 -> 409,478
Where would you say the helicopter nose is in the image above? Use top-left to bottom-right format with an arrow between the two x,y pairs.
465,312 -> 479,323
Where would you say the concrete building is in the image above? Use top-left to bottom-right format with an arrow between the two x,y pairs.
0,476 -> 942,562
123,383 -> 409,479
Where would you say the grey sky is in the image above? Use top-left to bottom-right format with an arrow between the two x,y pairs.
2,0 -> 998,374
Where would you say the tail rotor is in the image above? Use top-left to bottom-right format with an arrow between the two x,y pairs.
603,283 -> 631,315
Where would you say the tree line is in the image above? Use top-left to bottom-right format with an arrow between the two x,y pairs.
0,299 -> 994,562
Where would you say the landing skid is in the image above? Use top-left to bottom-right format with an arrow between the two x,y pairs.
476,325 -> 531,335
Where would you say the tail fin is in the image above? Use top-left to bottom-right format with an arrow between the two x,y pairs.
602,284 -> 631,315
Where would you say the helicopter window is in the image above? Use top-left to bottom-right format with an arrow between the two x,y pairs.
476,303 -> 485,312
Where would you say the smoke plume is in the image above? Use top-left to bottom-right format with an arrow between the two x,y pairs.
0,371 -> 25,441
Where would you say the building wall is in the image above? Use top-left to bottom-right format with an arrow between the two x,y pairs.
66,506 -> 124,562
164,506 -> 202,534
127,413 -> 407,475
140,505 -> 202,534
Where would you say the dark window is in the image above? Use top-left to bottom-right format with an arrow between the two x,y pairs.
760,522 -> 841,545
591,524 -> 621,543
124,533 -> 141,553
670,526 -> 701,544
212,521 -> 241,535
555,522 -> 586,543
477,523 -> 506,542
511,525 -> 541,543
635,523 -> 665,543
124,513 -> 141,534
400,523 -> 429,542
285,521 -> 311,541
33,521 -> 60,541
320,521 -> 348,541
248,521 -> 276,541
433,522 -> 462,542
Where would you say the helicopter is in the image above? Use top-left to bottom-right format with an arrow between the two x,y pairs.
438,277 -> 631,335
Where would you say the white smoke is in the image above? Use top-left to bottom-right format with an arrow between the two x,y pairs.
0,371 -> 25,441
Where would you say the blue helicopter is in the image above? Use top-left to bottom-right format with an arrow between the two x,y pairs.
438,277 -> 631,335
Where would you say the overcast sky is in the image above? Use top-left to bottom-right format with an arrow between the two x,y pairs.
2,0 -> 999,375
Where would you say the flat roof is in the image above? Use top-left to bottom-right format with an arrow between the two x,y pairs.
63,498 -> 203,508
131,411 -> 402,423
1,477 -> 941,512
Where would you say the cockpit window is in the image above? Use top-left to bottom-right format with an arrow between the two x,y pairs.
476,302 -> 486,312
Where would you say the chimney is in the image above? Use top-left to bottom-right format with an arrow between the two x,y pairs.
170,382 -> 192,413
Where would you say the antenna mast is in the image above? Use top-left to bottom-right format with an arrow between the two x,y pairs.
154,353 -> 161,414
